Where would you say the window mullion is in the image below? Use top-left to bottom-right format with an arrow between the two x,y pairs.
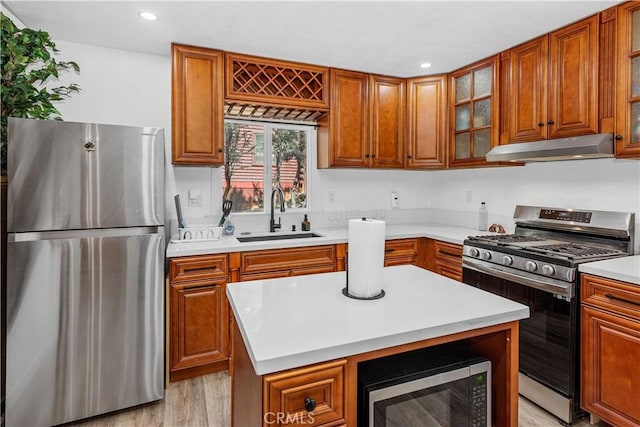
264,123 -> 274,208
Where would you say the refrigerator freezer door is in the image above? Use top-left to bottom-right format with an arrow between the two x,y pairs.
8,118 -> 164,232
6,230 -> 164,426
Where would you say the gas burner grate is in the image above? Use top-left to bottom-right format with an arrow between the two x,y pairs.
525,244 -> 624,259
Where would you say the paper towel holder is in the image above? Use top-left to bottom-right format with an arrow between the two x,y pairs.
342,255 -> 385,300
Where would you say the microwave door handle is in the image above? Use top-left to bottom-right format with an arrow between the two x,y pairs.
463,259 -> 573,299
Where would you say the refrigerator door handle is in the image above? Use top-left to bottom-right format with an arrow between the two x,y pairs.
8,226 -> 163,242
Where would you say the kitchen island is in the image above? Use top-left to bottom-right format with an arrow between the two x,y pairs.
227,265 -> 529,426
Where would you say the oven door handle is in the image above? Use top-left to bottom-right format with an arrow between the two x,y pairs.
463,258 -> 573,299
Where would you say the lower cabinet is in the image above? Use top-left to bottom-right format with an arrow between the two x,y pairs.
264,360 -> 347,426
238,245 -> 337,281
169,255 -> 230,382
581,274 -> 640,426
384,238 -> 419,266
433,240 -> 463,281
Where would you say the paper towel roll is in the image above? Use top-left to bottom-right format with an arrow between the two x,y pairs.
347,218 -> 385,298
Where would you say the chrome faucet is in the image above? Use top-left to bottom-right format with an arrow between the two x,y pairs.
270,186 -> 286,232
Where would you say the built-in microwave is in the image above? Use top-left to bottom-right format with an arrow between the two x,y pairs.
357,343 -> 491,427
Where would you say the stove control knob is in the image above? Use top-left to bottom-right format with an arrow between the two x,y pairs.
502,256 -> 513,266
481,251 -> 492,261
525,261 -> 538,272
469,248 -> 480,258
542,265 -> 555,276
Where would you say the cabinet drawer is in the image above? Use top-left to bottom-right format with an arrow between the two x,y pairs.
240,246 -> 336,277
264,360 -> 346,426
435,261 -> 462,282
384,239 -> 418,262
434,241 -> 462,261
169,254 -> 228,283
582,274 -> 640,320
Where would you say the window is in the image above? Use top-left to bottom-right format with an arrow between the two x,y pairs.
221,120 -> 313,213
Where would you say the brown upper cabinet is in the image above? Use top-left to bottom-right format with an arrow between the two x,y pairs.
318,70 -> 405,168
509,16 -> 599,143
615,2 -> 640,158
171,44 -> 225,165
448,56 -> 500,167
224,53 -> 330,110
406,76 -> 448,168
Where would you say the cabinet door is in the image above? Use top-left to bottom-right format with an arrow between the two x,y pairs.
326,69 -> 370,167
509,36 -> 549,143
581,305 -> 640,426
615,2 -> 640,158
170,279 -> 229,376
171,44 -> 224,165
370,75 -> 405,168
449,56 -> 500,167
548,16 -> 599,139
406,76 -> 447,168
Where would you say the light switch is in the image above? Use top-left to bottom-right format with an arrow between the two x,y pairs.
188,189 -> 202,207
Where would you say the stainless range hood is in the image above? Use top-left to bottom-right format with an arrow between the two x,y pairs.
485,133 -> 614,162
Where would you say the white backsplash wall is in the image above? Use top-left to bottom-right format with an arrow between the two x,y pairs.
427,158 -> 640,251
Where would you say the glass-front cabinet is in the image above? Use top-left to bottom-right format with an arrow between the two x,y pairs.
616,2 -> 640,158
449,55 -> 499,167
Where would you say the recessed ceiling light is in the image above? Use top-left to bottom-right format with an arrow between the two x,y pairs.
420,62 -> 432,69
138,11 -> 158,21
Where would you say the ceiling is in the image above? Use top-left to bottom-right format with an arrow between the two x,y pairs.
3,1 -> 621,77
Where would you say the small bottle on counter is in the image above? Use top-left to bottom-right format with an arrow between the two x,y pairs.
301,214 -> 311,231
223,217 -> 235,235
478,202 -> 488,231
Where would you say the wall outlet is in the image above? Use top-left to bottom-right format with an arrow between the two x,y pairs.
328,190 -> 335,203
390,191 -> 400,209
465,190 -> 472,203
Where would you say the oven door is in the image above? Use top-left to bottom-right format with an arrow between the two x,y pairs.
462,258 -> 578,399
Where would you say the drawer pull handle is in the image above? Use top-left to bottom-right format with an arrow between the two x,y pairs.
385,248 -> 396,253
605,293 -> 640,307
438,251 -> 460,258
304,397 -> 316,412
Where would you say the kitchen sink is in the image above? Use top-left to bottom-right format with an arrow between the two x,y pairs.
236,232 -> 323,243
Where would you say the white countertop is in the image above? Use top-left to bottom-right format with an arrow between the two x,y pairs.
167,223 -> 487,257
579,255 -> 640,285
226,265 -> 529,375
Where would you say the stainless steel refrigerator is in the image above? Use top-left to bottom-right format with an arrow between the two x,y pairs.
6,118 -> 165,426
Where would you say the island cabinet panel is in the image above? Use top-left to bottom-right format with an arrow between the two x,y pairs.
264,360 -> 347,427
239,245 -> 337,281
509,16 -> 599,143
581,274 -> 640,426
406,75 -> 448,168
615,1 -> 640,158
168,254 -> 230,382
171,44 -> 224,165
384,238 -> 419,266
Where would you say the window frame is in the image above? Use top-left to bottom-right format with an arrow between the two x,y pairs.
222,118 -> 315,215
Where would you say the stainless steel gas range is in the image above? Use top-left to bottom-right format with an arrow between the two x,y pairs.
462,205 -> 635,424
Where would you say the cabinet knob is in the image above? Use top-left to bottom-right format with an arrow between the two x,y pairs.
407,155 -> 412,159
218,148 -> 223,153
365,154 -> 370,158
615,135 -> 623,141
304,397 -> 316,412
538,122 -> 544,127
547,119 -> 554,125
371,154 -> 376,158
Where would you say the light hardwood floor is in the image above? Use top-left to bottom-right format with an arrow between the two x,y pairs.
72,371 -> 609,427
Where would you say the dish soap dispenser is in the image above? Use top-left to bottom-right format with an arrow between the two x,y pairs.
301,214 -> 311,231
478,202 -> 488,231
